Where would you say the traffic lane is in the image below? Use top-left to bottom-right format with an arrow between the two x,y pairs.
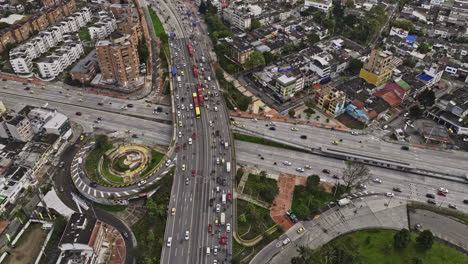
235,141 -> 468,211
232,117 -> 468,173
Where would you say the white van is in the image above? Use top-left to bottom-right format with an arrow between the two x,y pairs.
214,106 -> 218,112
167,237 -> 172,247
206,246 -> 211,255
207,76 -> 211,81
222,193 -> 226,204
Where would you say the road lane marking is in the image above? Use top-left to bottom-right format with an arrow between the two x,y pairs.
124,191 -> 129,195
115,192 -> 121,197
86,186 -> 91,194
78,181 -> 83,188
99,191 -> 104,198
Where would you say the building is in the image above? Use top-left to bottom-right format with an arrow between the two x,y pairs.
57,213 -> 125,264
27,108 -> 71,137
315,85 -> 347,117
273,71 -> 305,100
359,49 -> 394,87
0,114 -> 34,142
88,12 -> 117,41
428,88 -> 468,135
37,40 -> 84,79
70,49 -> 99,84
304,0 -> 333,13
223,36 -> 254,65
96,32 -> 140,86
223,2 -> 252,30
0,166 -> 31,213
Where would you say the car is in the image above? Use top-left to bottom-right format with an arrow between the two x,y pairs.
188,138 -> 192,145
24,87 -> 30,90
322,169 -> 331,174
166,237 -> 172,247
209,198 -> 215,207
216,204 -> 220,212
213,246 -> 218,255
171,208 -> 176,215
191,169 -> 196,177
283,161 -> 292,166
214,218 -> 219,225
137,180 -> 147,186
373,178 -> 382,183
291,127 -> 299,131
220,235 -> 226,245
401,146 -> 409,150
296,168 -> 305,172
385,192 -> 394,197
227,193 -> 232,201
415,223 -> 423,231
300,135 -> 307,139
178,131 -> 182,138
132,134 -> 138,138
75,112 -> 82,116
192,132 -> 196,139
181,164 -> 186,171
382,125 -> 389,130
226,223 -> 231,232
122,231 -> 128,238
183,143 -> 187,150
357,183 -> 367,189
297,227 -> 305,234
448,204 -> 457,209
185,178 -> 189,185
179,121 -> 183,127
269,127 -> 276,131
438,187 -> 448,193
464,200 -> 468,204
208,224 -> 213,233
332,175 -> 340,179
437,191 -> 447,196
98,102 -> 103,106
304,165 -> 311,169
90,182 -> 97,188
124,129 -> 131,134
79,135 -> 85,141
185,231 -> 190,240
351,131 -> 359,135
127,103 -> 133,108
427,199 -> 436,205
426,193 -> 435,199
58,161 -> 64,168
331,140 -> 338,145
393,187 -> 402,192
175,146 -> 180,152
165,159 -> 172,166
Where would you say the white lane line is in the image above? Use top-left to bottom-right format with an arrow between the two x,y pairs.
99,191 -> 104,198
131,189 -> 138,193
124,191 -> 129,195
78,181 -> 83,188
86,186 -> 91,194
94,189 -> 97,196
115,192 -> 121,197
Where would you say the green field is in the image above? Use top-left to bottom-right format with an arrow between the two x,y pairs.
299,229 -> 468,264
243,172 -> 278,204
236,199 -> 275,240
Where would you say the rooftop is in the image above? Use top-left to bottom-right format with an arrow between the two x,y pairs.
59,213 -> 97,246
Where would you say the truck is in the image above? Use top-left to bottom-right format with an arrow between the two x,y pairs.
226,162 -> 231,173
222,193 -> 226,204
220,212 -> 226,225
171,66 -> 177,76
197,84 -> 204,106
192,65 -> 198,78
338,198 -> 351,207
187,42 -> 194,57
201,56 -> 206,63
224,142 -> 229,148
191,19 -> 197,26
177,76 -> 181,83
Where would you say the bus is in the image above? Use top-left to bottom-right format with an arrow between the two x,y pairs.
195,107 -> 201,118
192,92 -> 200,118
197,84 -> 204,106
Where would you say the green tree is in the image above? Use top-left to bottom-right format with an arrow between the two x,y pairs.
0,22 -> 9,30
341,160 -> 371,191
409,105 -> 423,118
306,175 -> 320,192
416,230 -> 434,251
418,89 -> 435,107
413,257 -> 424,264
393,228 -> 411,249
259,170 -> 267,181
348,58 -> 364,75
263,51 -> 280,65
346,0 -> 355,8
199,0 -> 207,14
146,197 -> 157,216
417,42 -> 431,54
403,56 -> 416,68
250,19 -> 261,31
245,52 -> 265,70
137,40 -> 149,64
307,33 -> 320,45
288,109 -> 296,118
239,214 -> 247,223
147,230 -> 155,242
391,19 -> 415,32
237,95 -> 252,111
313,11 -> 325,24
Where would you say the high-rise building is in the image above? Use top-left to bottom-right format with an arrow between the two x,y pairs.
0,114 -> 34,142
96,32 -> 140,86
359,49 -> 394,87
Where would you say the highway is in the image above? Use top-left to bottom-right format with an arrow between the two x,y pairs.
231,117 -> 468,178
146,0 -> 234,263
236,141 -> 468,212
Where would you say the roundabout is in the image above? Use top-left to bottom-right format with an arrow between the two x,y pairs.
70,135 -> 174,204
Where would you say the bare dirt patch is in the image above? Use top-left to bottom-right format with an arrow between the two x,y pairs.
4,223 -> 47,264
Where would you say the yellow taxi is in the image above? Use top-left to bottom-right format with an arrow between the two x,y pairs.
2,86 -> 7,89
179,121 -> 183,127
331,141 -> 338,145
291,127 -> 299,131
65,93 -> 71,97
171,208 -> 176,216
79,135 -> 85,140
78,98 -> 84,102
181,71 -> 184,76
29,90 -> 35,94
181,164 -> 186,171
146,103 -> 152,107
214,218 -> 219,225
125,129 -> 131,134
297,227 -> 305,234
41,85 -> 46,89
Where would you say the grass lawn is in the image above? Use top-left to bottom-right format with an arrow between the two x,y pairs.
101,158 -> 125,183
236,199 -> 275,240
84,136 -> 113,182
132,168 -> 174,263
140,150 -> 165,177
78,27 -> 90,42
234,133 -> 308,153
328,229 -> 467,264
291,182 -> 335,220
243,173 -> 278,204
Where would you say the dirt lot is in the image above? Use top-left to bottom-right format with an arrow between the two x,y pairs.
4,223 -> 47,264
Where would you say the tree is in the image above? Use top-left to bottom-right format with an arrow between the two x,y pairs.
417,42 -> 431,54
412,257 -> 424,264
237,95 -> 252,111
245,52 -> 265,70
250,19 -> 261,31
263,51 -> 280,65
307,33 -> 320,45
199,0 -> 207,14
390,19 -> 415,32
348,58 -> 364,75
306,175 -> 320,192
239,214 -> 247,223
0,22 -> 9,30
416,230 -> 434,251
346,0 -> 355,8
418,89 -> 435,107
288,109 -> 296,118
147,230 -> 155,242
146,197 -> 157,216
403,56 -> 416,68
137,40 -> 149,64
313,11 -> 325,24
341,161 -> 371,191
409,105 -> 423,118
394,228 -> 411,249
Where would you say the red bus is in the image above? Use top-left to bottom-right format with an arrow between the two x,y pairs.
197,84 -> 204,106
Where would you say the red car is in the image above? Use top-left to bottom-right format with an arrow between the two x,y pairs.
208,224 -> 212,233
437,191 -> 447,196
175,146 -> 180,152
227,193 -> 232,201
191,169 -> 196,177
220,235 -> 226,245
322,169 -> 331,174
183,143 -> 187,150
192,132 -> 196,140
75,112 -> 82,116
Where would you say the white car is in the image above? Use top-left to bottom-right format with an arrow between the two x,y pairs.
178,131 -> 182,138
181,104 -> 185,110
226,223 -> 231,232
296,168 -> 305,172
351,131 -> 359,135
213,246 -> 218,256
165,159 -> 172,167
283,161 -> 292,166
385,192 -> 394,197
185,231 -> 190,240
188,138 -> 192,145
216,204 -> 220,213
438,187 -> 448,193
177,111 -> 181,117
167,237 -> 172,247
209,120 -> 213,127
137,180 -> 147,186
373,178 -> 382,183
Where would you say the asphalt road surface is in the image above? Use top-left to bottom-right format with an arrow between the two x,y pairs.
231,117 -> 468,178
148,1 -> 234,263
236,140 -> 468,212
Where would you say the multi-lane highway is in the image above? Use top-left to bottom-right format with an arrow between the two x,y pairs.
148,0 -> 234,263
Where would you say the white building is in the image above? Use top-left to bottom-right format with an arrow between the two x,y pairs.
9,51 -> 33,74
0,166 -> 32,213
27,108 -> 71,137
88,17 -> 117,41
304,0 -> 333,13
308,55 -> 331,78
223,3 -> 252,30
37,41 -> 84,78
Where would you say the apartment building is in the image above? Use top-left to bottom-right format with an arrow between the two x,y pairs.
27,108 -> 71,136
88,13 -> 117,40
304,0 -> 333,13
273,70 -> 305,100
315,85 -> 347,117
96,32 -> 140,86
0,114 -> 34,142
359,49 -> 394,87
9,49 -> 33,74
37,41 -> 84,79
223,2 -> 252,30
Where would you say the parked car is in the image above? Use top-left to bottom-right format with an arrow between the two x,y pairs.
426,194 -> 435,199
427,199 -> 436,205
401,146 -> 409,150
393,187 -> 402,192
